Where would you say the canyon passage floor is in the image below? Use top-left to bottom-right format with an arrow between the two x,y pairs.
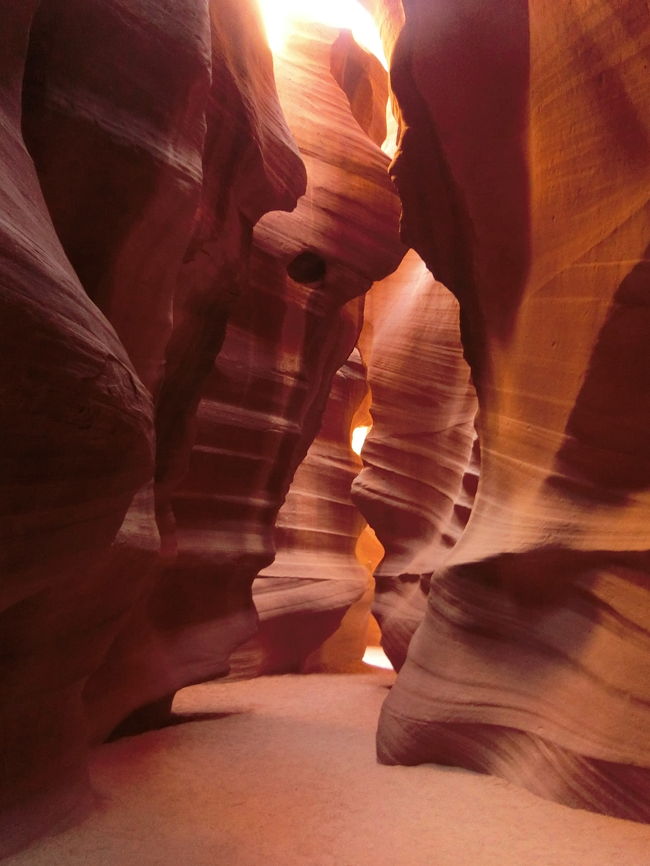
8,669 -> 650,866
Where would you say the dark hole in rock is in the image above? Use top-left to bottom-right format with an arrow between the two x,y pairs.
287,251 -> 327,283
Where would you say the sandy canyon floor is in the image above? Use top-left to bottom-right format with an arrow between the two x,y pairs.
8,669 -> 650,865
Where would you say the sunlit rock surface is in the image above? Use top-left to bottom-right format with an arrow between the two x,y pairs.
358,0 -> 405,62
330,29 -> 388,146
3,0 -> 648,857
166,20 -> 404,684
1,0 -> 303,853
353,250 -> 478,670
229,350 -> 372,678
374,0 -> 650,820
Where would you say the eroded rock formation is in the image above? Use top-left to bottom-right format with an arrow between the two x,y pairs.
77,0 -> 308,741
229,350 -> 373,677
374,0 -> 650,821
1,0 -> 304,853
166,21 -> 403,682
2,0 -> 649,853
353,250 -> 478,669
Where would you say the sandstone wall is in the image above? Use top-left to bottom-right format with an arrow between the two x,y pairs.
373,0 -> 650,820
165,22 -> 404,683
353,250 -> 478,669
1,1 -> 153,851
229,350 -> 372,677
1,0 -> 304,853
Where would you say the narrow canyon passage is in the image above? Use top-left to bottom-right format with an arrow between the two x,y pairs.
1,0 -> 649,861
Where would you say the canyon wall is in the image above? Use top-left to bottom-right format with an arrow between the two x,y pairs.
169,22 -> 404,682
229,350 -> 372,678
75,0 -> 309,741
353,251 -> 478,669
3,0 -> 649,852
1,0 -> 306,853
374,0 -> 650,821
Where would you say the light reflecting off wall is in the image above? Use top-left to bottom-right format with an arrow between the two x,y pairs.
351,424 -> 371,456
362,645 -> 394,670
257,0 -> 387,68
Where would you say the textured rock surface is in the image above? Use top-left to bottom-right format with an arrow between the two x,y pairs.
22,0 -> 211,393
229,351 -> 372,678
165,21 -> 404,685
359,0 -> 405,62
353,250 -> 478,669
375,0 -> 650,820
78,0 -> 306,742
1,0 -> 303,853
330,30 -> 388,147
4,0 -> 648,857
0,1 -> 154,851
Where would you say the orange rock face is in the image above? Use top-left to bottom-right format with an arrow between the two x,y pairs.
330,30 -> 388,147
164,22 -> 404,683
374,0 -> 650,820
2,0 -> 649,852
353,251 -> 478,669
229,350 -> 372,678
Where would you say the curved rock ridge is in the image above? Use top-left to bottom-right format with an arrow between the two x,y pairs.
228,350 -> 372,678
163,20 -> 405,686
330,29 -> 388,147
76,0 -> 307,743
374,0 -> 650,820
358,0 -> 405,64
352,250 -> 478,669
1,0 -> 304,853
22,0 -> 212,394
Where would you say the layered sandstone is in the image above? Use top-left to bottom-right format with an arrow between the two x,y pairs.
1,0 -> 304,853
375,0 -> 650,821
229,351 -> 372,678
164,21 -> 404,684
76,0 -> 307,740
330,30 -> 388,147
353,250 -> 478,669
1,1 -> 153,851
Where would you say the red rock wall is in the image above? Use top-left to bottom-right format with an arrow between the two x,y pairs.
1,1 -> 154,851
353,250 -> 478,669
373,0 -> 650,820
163,22 -> 404,684
1,0 -> 304,853
229,349 -> 372,678
330,30 -> 388,147
77,0 -> 308,742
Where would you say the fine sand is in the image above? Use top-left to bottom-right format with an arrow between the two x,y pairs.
8,668 -> 650,865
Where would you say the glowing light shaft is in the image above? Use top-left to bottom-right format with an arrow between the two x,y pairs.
362,645 -> 394,670
351,424 -> 371,456
257,0 -> 387,69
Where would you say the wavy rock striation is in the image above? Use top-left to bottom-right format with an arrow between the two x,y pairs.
353,250 -> 478,669
1,0 -> 154,851
1,0 -> 303,853
374,0 -> 650,820
229,350 -> 372,678
165,21 -> 404,683
75,0 -> 307,741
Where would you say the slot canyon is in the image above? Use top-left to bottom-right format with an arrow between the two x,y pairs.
1,0 -> 649,862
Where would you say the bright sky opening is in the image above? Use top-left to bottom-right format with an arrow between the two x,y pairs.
351,425 -> 372,456
362,645 -> 394,670
257,0 -> 387,69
